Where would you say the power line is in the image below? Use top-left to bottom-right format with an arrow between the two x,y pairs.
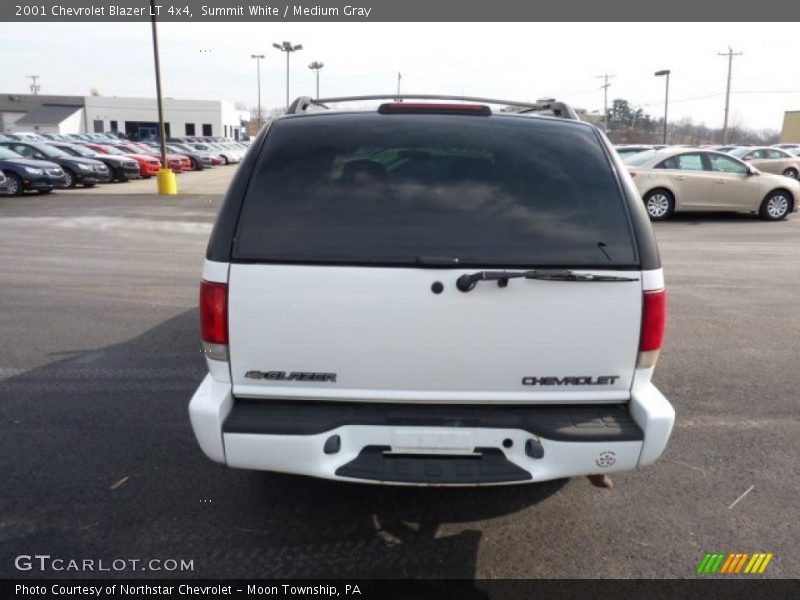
633,88 -> 800,109
718,47 -> 743,143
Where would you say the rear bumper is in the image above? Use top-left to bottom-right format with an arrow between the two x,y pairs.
189,375 -> 674,486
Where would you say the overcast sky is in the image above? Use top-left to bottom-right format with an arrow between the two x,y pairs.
3,22 -> 799,130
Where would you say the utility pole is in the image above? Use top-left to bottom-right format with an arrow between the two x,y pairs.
397,72 -> 401,97
597,74 -> 615,131
27,75 -> 40,95
718,47 -> 742,144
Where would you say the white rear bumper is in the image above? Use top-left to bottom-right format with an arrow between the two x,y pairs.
189,374 -> 674,486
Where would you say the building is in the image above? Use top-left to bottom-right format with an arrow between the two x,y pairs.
780,110 -> 800,143
0,93 -> 249,140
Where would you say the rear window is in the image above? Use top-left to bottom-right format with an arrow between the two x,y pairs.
233,114 -> 637,267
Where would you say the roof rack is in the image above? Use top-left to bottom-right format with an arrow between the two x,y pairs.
286,94 -> 579,120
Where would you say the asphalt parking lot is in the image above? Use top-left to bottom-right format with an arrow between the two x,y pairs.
0,187 -> 798,579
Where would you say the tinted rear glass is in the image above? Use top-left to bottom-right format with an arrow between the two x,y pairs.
233,114 -> 637,267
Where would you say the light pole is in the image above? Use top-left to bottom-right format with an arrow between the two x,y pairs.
251,54 -> 265,128
655,69 -> 670,145
308,61 -> 324,99
149,0 -> 176,195
273,41 -> 303,109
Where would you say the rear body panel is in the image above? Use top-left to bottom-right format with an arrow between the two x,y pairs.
228,264 -> 641,403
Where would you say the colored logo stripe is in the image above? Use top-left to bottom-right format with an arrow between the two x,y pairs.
697,552 -> 773,574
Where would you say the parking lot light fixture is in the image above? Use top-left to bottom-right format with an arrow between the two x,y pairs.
251,54 -> 265,128
655,69 -> 671,145
308,61 -> 324,100
273,41 -> 303,109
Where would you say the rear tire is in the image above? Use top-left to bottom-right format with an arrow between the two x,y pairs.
759,190 -> 792,221
4,172 -> 23,196
643,189 -> 675,221
782,168 -> 798,179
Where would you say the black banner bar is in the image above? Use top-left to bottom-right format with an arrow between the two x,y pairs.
2,0 -> 800,22
3,579 -> 800,600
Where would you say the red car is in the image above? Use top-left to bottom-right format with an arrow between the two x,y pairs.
116,143 -> 191,173
81,142 -> 161,178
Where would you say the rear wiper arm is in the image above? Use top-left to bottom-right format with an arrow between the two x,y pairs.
524,270 -> 639,282
456,269 -> 638,292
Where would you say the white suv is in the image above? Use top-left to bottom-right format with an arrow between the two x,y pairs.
189,95 -> 674,486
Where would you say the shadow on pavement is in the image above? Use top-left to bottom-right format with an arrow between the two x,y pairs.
657,210 -> 791,224
0,309 -> 567,580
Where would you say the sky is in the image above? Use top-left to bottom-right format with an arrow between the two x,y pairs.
2,22 -> 799,130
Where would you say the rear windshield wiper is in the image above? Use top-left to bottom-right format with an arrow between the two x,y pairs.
456,269 -> 639,292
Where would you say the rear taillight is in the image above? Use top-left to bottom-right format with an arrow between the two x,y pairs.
638,289 -> 667,368
200,280 -> 228,360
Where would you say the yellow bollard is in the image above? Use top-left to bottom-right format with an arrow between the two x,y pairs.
156,168 -> 178,195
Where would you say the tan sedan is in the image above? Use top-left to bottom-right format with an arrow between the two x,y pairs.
624,148 -> 800,221
729,146 -> 800,179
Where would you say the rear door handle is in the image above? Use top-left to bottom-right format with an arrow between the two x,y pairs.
675,176 -> 687,180
714,179 -> 726,183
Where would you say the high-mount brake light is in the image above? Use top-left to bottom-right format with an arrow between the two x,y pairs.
200,280 -> 228,360
377,102 -> 491,116
638,289 -> 667,368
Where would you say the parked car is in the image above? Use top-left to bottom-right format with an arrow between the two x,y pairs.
189,95 -> 673,486
615,144 -> 665,158
49,142 -> 141,182
164,144 -> 212,170
4,131 -> 48,142
626,148 -> 798,220
0,145 -> 66,195
728,146 -> 800,179
170,142 -> 223,166
708,145 -> 737,153
80,142 -> 161,178
189,142 -> 240,165
0,141 -> 109,188
773,143 -> 800,152
113,143 -> 189,173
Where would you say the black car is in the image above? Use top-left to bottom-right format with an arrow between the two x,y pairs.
0,146 -> 66,195
49,142 -> 141,182
0,141 -> 110,188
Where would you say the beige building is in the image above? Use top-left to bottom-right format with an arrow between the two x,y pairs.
780,110 -> 800,143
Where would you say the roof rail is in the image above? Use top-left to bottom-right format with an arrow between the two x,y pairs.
286,94 -> 579,120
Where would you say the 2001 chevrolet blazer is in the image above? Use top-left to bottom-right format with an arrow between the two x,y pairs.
189,94 -> 674,486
